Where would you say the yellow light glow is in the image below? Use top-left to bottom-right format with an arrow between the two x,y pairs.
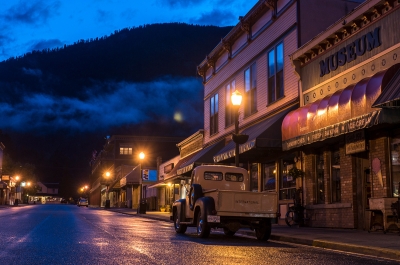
231,89 -> 243,106
27,182 -> 31,186
105,172 -> 110,177
174,112 -> 183,122
15,176 -> 20,181
317,109 -> 326,116
167,183 -> 172,187
139,152 -> 145,160
84,185 -> 88,189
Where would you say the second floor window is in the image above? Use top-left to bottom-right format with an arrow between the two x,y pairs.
225,80 -> 236,127
268,42 -> 284,104
210,93 -> 219,136
120,146 -> 132,155
244,63 -> 257,116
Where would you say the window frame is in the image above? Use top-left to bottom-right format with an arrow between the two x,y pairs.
204,171 -> 223,181
225,80 -> 236,127
244,63 -> 257,117
210,93 -> 219,136
268,42 -> 284,104
119,146 -> 132,155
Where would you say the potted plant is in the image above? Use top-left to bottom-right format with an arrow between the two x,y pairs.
288,167 -> 305,179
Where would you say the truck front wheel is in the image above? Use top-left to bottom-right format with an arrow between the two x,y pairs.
174,210 -> 187,234
196,210 -> 210,238
255,219 -> 271,241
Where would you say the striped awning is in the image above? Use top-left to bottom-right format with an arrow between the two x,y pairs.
282,64 -> 400,151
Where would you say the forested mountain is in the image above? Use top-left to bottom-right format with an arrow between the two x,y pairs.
0,23 -> 232,196
0,23 -> 231,102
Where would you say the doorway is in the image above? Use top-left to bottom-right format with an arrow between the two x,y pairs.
355,153 -> 370,230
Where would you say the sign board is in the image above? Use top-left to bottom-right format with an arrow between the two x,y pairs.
346,130 -> 366,154
164,163 -> 174,174
1,175 -> 9,181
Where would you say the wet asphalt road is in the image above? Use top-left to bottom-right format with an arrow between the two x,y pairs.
0,204 -> 398,265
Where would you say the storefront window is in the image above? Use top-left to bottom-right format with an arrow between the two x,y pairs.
316,153 -> 325,204
331,149 -> 341,203
263,163 -> 276,191
391,136 -> 400,197
279,161 -> 296,200
250,163 -> 258,192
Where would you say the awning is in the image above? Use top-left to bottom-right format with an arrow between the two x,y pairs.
373,68 -> 400,108
177,140 -> 226,175
148,147 -> 221,189
213,108 -> 292,163
282,64 -> 400,151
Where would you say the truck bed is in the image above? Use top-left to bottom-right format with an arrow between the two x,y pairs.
203,189 -> 278,215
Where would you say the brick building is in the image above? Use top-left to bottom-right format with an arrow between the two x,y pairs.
283,0 -> 400,229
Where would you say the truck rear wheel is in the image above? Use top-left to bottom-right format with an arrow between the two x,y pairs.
174,210 -> 187,234
255,219 -> 271,241
196,210 -> 210,238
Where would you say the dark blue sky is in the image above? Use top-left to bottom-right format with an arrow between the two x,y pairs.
0,0 -> 256,62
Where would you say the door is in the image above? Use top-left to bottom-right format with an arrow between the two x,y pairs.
356,154 -> 370,230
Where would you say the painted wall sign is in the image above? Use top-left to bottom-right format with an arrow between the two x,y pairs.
319,27 -> 381,77
345,130 -> 366,155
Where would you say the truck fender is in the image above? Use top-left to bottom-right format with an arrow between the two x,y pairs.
189,184 -> 203,211
172,199 -> 186,221
194,196 -> 216,221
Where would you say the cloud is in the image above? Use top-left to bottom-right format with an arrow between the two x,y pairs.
0,76 -> 203,133
158,0 -> 205,8
22,67 -> 42,77
190,9 -> 236,26
29,39 -> 63,52
3,0 -> 61,25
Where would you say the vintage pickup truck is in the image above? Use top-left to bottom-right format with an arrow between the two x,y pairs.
171,165 -> 278,240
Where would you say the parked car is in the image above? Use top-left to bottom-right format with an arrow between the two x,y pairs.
77,198 -> 88,207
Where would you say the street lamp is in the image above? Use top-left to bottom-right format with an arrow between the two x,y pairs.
14,176 -> 20,205
231,90 -> 248,167
105,171 -> 111,208
138,151 -> 145,214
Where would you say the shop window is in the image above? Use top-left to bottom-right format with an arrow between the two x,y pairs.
210,93 -> 219,136
225,80 -> 236,127
244,63 -> 257,116
316,153 -> 325,204
268,42 -> 284,104
391,136 -> 400,197
280,162 -> 296,200
250,163 -> 258,192
331,149 -> 341,203
263,163 -> 276,191
120,146 -> 132,155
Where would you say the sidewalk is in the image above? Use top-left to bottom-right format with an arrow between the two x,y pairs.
106,208 -> 400,261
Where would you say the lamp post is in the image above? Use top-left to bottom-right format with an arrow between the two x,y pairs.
15,176 -> 20,205
105,171 -> 110,208
231,90 -> 244,167
138,151 -> 145,214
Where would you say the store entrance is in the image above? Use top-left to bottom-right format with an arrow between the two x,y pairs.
355,153 -> 370,230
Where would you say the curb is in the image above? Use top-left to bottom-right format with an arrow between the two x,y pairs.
107,209 -> 400,261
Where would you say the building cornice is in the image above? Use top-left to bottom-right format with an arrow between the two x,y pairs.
291,0 -> 398,64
